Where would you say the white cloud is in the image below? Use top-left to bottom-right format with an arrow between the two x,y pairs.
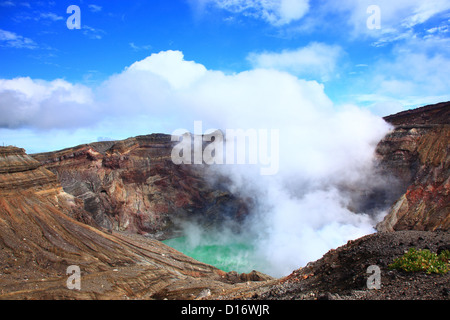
99,50 -> 337,132
0,29 -> 37,49
82,25 -> 105,39
129,42 -> 152,51
0,1 -> 14,6
127,50 -> 206,87
193,0 -> 310,26
377,54 -> 450,107
380,39 -> 450,92
88,4 -> 102,12
263,0 -> 310,25
247,42 -> 342,82
322,0 -> 450,45
400,0 -> 450,28
370,27 -> 413,47
0,77 -> 95,129
39,12 -> 64,21
348,35 -> 450,114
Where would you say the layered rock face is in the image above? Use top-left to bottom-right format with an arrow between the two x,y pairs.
376,102 -> 450,231
32,134 -> 248,239
0,146 -> 271,299
0,146 -> 60,194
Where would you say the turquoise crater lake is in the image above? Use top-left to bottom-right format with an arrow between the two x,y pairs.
163,235 -> 260,274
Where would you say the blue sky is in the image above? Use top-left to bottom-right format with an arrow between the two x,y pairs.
1,0 -> 450,153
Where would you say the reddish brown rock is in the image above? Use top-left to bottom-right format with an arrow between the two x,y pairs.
0,146 -> 271,300
376,102 -> 450,231
32,134 -> 249,239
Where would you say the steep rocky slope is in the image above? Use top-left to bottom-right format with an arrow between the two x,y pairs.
376,102 -> 450,231
212,230 -> 449,300
1,146 -> 60,194
0,146 -> 271,300
32,134 -> 248,239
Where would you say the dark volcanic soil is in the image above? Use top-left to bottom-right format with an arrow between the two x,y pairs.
210,230 -> 450,300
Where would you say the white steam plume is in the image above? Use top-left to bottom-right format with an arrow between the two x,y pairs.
0,50 -> 392,276
103,50 -> 391,277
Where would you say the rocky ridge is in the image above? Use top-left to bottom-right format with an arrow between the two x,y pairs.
376,102 -> 449,231
0,146 -> 60,194
0,146 -> 271,300
32,134 -> 248,239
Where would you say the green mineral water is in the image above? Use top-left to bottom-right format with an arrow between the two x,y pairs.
163,235 -> 259,273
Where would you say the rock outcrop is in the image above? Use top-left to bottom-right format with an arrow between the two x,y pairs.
376,102 -> 450,232
32,134 -> 249,239
0,146 -> 60,194
0,146 -> 271,300
215,230 -> 449,300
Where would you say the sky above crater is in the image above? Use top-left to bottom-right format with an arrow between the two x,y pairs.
1,0 -> 450,153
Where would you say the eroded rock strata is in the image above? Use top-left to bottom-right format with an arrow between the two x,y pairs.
376,102 -> 450,231
0,146 -> 271,300
32,134 -> 249,239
